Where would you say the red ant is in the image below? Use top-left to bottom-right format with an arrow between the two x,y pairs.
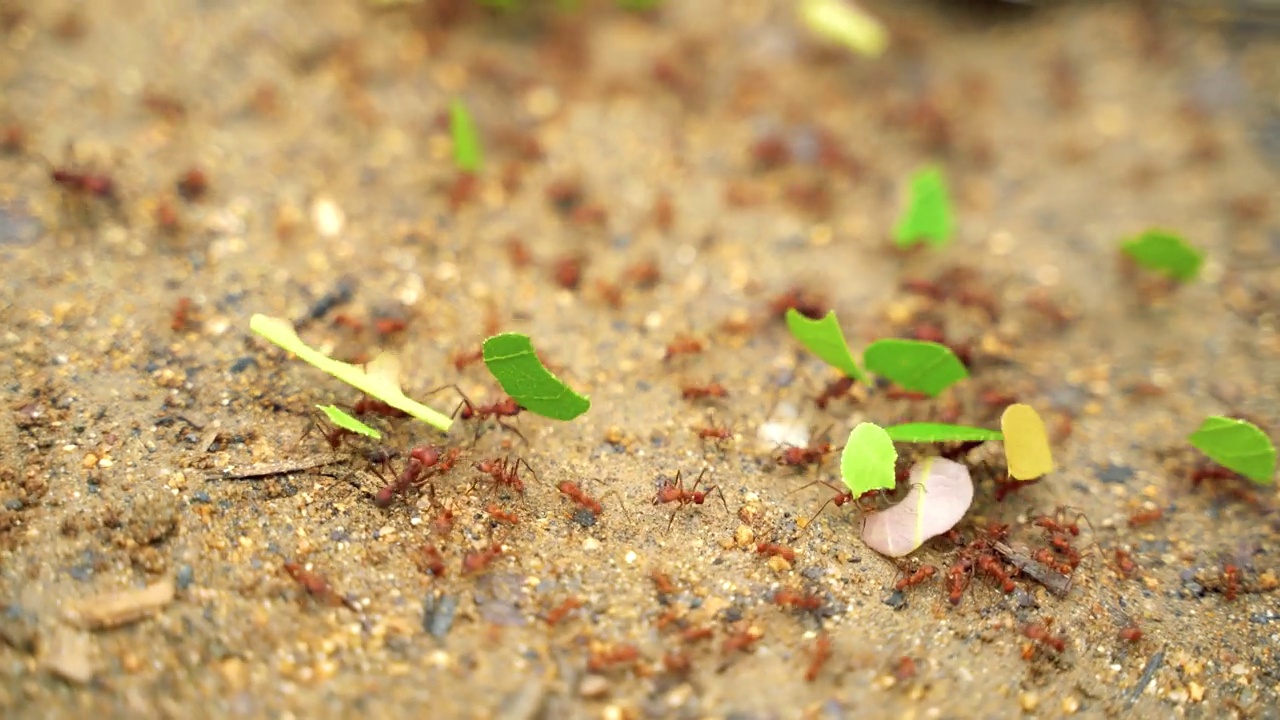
461,542 -> 504,575
681,382 -> 729,401
352,396 -> 410,419
416,544 -> 446,577
894,565 -> 937,592
282,562 -> 360,612
1128,507 -> 1164,528
814,376 -> 854,410
1033,507 -> 1091,537
1119,625 -> 1143,643
650,570 -> 677,596
1223,564 -> 1241,601
663,651 -> 692,676
721,626 -> 763,657
652,468 -> 728,531
1022,622 -> 1066,654
773,589 -> 823,612
587,644 -> 641,673
473,457 -> 538,495
805,634 -> 832,682
451,348 -> 483,371
551,255 -> 584,290
756,543 -> 796,564
623,258 -> 661,289
176,167 -> 208,201
777,427 -> 835,468
767,286 -> 826,321
976,554 -> 1016,593
794,480 -> 883,528
43,150 -> 120,206
680,626 -> 714,643
1114,548 -> 1138,577
485,504 -> 519,525
696,425 -> 733,444
544,597 -> 585,626
663,334 -> 705,361
373,445 -> 444,507
557,480 -> 604,516
946,556 -> 973,606
170,297 -> 195,332
885,388 -> 929,401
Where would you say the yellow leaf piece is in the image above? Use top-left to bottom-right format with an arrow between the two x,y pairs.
1001,403 -> 1054,481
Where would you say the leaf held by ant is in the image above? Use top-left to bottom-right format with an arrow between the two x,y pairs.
861,457 -> 973,558
481,332 -> 590,421
1001,404 -> 1055,481
840,422 -> 897,497
316,404 -> 381,440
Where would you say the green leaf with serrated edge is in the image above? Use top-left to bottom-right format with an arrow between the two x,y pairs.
893,166 -> 953,248
1120,229 -> 1203,282
1188,416 -> 1276,485
884,423 -> 1002,443
840,422 -> 898,496
785,309 -> 868,383
482,333 -> 590,421
863,339 -> 968,397
316,404 -> 381,440
249,314 -> 453,433
450,99 -> 483,173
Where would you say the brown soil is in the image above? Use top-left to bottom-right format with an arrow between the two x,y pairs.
1,1 -> 1278,718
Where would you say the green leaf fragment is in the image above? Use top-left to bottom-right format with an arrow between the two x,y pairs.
840,422 -> 898,496
249,314 -> 453,433
784,309 -> 868,383
797,0 -> 888,58
863,338 -> 968,397
884,422 -> 1003,443
894,166 -> 953,248
1188,416 -> 1276,485
482,333 -> 590,421
450,98 -> 483,174
316,404 -> 381,440
1120,229 -> 1204,282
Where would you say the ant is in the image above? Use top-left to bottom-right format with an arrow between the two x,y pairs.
1223,564 -> 1241,601
170,297 -> 196,332
773,589 -> 823,612
680,626 -> 714,643
473,456 -> 539,495
41,146 -> 122,211
451,348 -> 483,371
814,376 -> 854,410
416,544 -> 447,577
1114,548 -> 1138,577
794,480 -> 882,528
461,542 -> 504,575
587,644 -> 641,673
767,286 -> 826,321
805,634 -> 832,682
282,561 -> 360,612
1119,625 -> 1143,643
945,556 -> 973,606
544,597 -> 585,626
695,425 -> 733,444
894,565 -> 937,592
777,426 -> 836,468
662,651 -> 692,676
485,504 -> 519,525
721,625 -> 763,657
352,396 -> 409,419
756,543 -> 796,564
1127,506 -> 1164,528
650,570 -> 677,596
372,445 -> 444,508
652,468 -> 728,531
975,554 -> 1016,594
1033,506 -> 1092,537
1022,622 -> 1066,654
681,381 -> 729,401
663,334 -> 705,362
557,481 -> 602,515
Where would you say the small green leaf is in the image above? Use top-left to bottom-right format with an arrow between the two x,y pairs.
863,339 -> 968,397
840,422 -> 898,496
1120,229 -> 1203,282
482,333 -> 590,421
249,314 -> 453,433
894,166 -> 953,248
884,423 -> 1003,443
316,404 -> 381,440
1188,416 -> 1276,485
450,98 -> 483,174
785,309 -> 868,383
797,0 -> 888,58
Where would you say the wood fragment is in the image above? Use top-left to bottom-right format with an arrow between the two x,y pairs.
63,579 -> 176,630
39,625 -> 96,684
207,455 -> 342,480
993,541 -> 1072,597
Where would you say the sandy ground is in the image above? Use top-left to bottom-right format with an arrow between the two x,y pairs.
1,0 -> 1279,718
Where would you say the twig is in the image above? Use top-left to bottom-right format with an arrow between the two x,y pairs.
1125,646 -> 1165,708
993,541 -> 1072,597
207,455 -> 343,480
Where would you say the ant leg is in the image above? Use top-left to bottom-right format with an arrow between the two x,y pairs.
689,468 -> 711,494
788,479 -> 845,497
665,507 -> 681,533
801,495 -> 839,531
712,485 -> 729,512
515,457 -> 540,485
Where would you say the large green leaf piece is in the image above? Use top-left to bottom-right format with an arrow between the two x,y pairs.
784,309 -> 868,383
1120,229 -> 1203,282
884,423 -> 1002,443
893,166 -> 953,248
840,422 -> 898,496
482,333 -> 590,421
863,339 -> 968,397
1188,416 -> 1276,485
450,98 -> 483,174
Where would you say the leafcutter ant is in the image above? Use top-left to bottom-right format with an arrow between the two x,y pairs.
652,468 -> 728,532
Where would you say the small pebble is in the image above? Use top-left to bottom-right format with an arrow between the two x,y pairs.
734,525 -> 754,548
1061,696 -> 1080,714
310,196 -> 345,238
1019,692 -> 1039,712
1187,681 -> 1204,702
578,674 -> 610,699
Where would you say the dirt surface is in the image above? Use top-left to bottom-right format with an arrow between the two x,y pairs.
2,0 -> 1280,718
